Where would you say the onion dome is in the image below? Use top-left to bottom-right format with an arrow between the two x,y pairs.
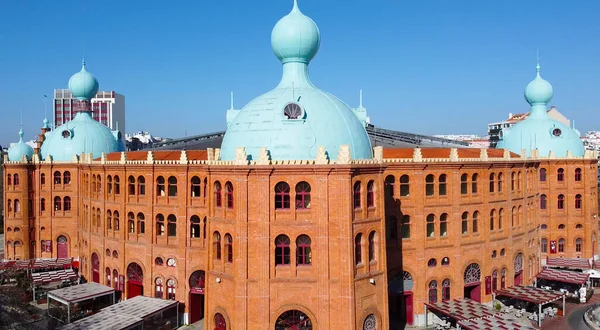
524,64 -> 553,105
271,0 -> 320,64
220,0 -> 372,161
8,128 -> 34,161
68,60 -> 99,101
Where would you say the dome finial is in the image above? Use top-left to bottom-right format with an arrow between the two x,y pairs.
18,127 -> 24,140
292,0 -> 300,12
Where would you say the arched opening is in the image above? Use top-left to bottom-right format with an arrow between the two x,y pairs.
463,263 -> 481,302
514,253 -> 523,285
91,253 -> 100,283
388,270 -> 414,327
57,235 -> 68,258
126,262 -> 144,298
275,310 -> 312,330
189,270 -> 206,324
214,313 -> 227,330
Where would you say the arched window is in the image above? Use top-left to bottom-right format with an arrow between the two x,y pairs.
500,248 -> 506,256
63,171 -> 71,185
575,194 -> 582,209
471,173 -> 478,193
13,199 -> 20,212
215,313 -> 227,330
473,211 -> 479,233
498,172 -> 504,192
439,213 -> 448,237
191,176 -> 201,197
489,209 -> 495,231
128,212 -> 135,233
63,196 -> 71,211
107,211 -> 112,230
576,238 -> 583,252
460,173 -> 468,194
114,176 -> 120,194
540,168 -> 547,182
190,216 -> 201,238
498,208 -> 504,230
401,215 -> 411,239
385,175 -> 395,197
40,198 -> 46,212
113,211 -> 120,231
541,238 -> 548,253
137,176 -> 146,195
386,216 -> 398,240
428,280 -> 438,303
7,199 -> 12,213
492,270 -> 498,292
442,279 -> 451,301
353,181 -> 362,208
155,257 -> 164,266
575,168 -> 582,181
167,176 -> 177,197
156,214 -> 165,236
137,213 -> 145,234
275,182 -> 290,209
464,263 -> 481,285
225,182 -> 234,208
501,268 -> 507,289
540,194 -> 547,210
167,279 -> 176,300
155,278 -> 164,298
128,176 -> 135,195
425,174 -> 435,196
53,197 -> 61,211
491,250 -> 497,258
517,171 -> 522,191
426,214 -> 435,237
576,224 -> 583,229
107,175 -> 113,194
275,310 -> 311,330
213,232 -> 222,260
558,238 -> 565,253
214,181 -> 222,207
489,173 -> 495,193
557,168 -> 564,182
355,234 -> 362,265
96,175 -> 102,193
510,172 -> 515,191
461,212 -> 469,235
167,214 -> 177,236
438,174 -> 447,196
296,235 -> 311,265
441,257 -> 450,266
400,175 -> 410,196
363,314 -> 377,330
225,234 -> 233,263
428,258 -> 437,267
203,178 -> 208,199
275,234 -> 290,265
368,231 -> 377,261
557,194 -> 565,209
156,176 -> 165,196
367,180 -> 375,207
54,171 -> 61,184
558,224 -> 565,230
7,174 -> 11,186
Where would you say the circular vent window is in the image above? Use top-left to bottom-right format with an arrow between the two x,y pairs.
552,128 -> 562,137
283,102 -> 303,120
61,130 -> 71,138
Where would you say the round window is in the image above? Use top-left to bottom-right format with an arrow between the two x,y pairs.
61,130 -> 71,138
283,103 -> 303,120
552,128 -> 562,137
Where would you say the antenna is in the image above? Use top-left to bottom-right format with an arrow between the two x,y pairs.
43,95 -> 48,120
20,108 -> 23,128
359,89 -> 363,108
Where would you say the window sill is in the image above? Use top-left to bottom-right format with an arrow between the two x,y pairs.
296,208 -> 311,212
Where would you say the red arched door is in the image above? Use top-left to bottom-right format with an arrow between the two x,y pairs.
91,253 -> 100,283
57,236 -> 68,258
189,270 -> 206,324
214,313 -> 226,330
127,263 -> 144,298
463,263 -> 482,302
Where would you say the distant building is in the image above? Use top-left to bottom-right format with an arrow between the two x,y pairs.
488,106 -> 570,148
53,89 -> 125,140
125,131 -> 165,150
434,134 -> 490,149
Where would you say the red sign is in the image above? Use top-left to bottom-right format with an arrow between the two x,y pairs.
550,240 -> 557,254
485,276 -> 492,295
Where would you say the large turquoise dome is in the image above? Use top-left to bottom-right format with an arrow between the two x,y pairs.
220,0 -> 372,161
68,60 -> 99,101
40,112 -> 123,161
497,64 -> 584,157
8,128 -> 34,161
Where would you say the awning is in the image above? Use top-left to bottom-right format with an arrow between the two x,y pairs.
425,298 -> 499,321
31,268 -> 79,286
546,257 -> 591,270
48,282 -> 115,304
536,268 -> 589,285
494,285 -> 564,305
0,258 -> 73,271
458,313 -> 536,330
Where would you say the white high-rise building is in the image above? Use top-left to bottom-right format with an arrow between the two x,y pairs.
53,89 -> 125,140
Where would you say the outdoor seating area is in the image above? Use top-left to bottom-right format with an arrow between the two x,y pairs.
32,268 -> 79,303
61,295 -> 179,330
424,298 -> 502,329
535,268 -> 590,302
47,282 -> 116,324
493,285 -> 565,326
545,257 -> 592,270
457,312 -> 536,330
0,258 -> 73,272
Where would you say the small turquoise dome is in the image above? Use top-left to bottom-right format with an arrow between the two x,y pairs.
524,64 -> 553,105
497,64 -> 583,157
68,60 -> 99,101
8,128 -> 34,161
40,112 -> 124,161
221,0 -> 372,161
271,0 -> 320,64
42,118 -> 49,129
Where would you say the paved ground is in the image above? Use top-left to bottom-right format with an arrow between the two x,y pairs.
540,293 -> 600,330
179,318 -> 204,329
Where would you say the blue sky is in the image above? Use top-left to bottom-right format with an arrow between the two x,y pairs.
1,0 -> 599,146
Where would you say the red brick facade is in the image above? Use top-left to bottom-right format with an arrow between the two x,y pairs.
3,147 -> 598,328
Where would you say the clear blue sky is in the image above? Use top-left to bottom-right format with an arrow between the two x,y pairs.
1,0 -> 599,146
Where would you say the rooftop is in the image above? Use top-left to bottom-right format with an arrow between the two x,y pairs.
48,282 -> 114,304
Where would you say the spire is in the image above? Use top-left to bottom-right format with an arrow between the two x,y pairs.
18,127 -> 24,141
292,0 -> 300,13
230,91 -> 235,110
81,57 -> 87,72
359,89 -> 363,108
